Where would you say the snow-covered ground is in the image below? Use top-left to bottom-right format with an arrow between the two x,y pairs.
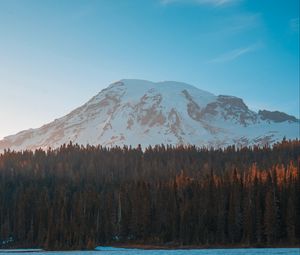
0,249 -> 43,253
0,248 -> 299,255
0,79 -> 298,152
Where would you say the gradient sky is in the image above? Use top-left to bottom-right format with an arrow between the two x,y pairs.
0,0 -> 299,139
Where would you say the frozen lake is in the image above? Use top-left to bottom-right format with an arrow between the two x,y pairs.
0,248 -> 299,255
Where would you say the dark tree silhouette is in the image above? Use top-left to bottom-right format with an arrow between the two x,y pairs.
0,140 -> 299,249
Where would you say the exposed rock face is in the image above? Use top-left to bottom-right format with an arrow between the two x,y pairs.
258,110 -> 298,123
201,95 -> 258,126
0,79 -> 298,151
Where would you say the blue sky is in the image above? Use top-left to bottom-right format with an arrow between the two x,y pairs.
0,0 -> 299,138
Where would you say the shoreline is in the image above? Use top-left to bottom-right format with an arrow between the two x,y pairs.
1,244 -> 299,252
105,243 -> 300,250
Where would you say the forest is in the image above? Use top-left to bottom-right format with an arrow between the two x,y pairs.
0,140 -> 299,250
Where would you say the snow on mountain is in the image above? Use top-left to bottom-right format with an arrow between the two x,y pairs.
0,79 -> 299,151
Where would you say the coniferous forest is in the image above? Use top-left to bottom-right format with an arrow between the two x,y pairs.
0,140 -> 299,250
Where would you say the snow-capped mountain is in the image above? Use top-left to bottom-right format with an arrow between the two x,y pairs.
0,79 -> 298,151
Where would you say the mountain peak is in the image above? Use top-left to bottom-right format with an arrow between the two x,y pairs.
114,79 -> 213,95
0,79 -> 298,151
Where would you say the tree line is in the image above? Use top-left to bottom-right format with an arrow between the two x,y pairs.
0,140 -> 299,249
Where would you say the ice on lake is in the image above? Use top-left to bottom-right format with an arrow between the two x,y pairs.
0,247 -> 299,255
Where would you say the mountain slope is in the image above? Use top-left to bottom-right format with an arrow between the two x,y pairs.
0,79 -> 298,151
